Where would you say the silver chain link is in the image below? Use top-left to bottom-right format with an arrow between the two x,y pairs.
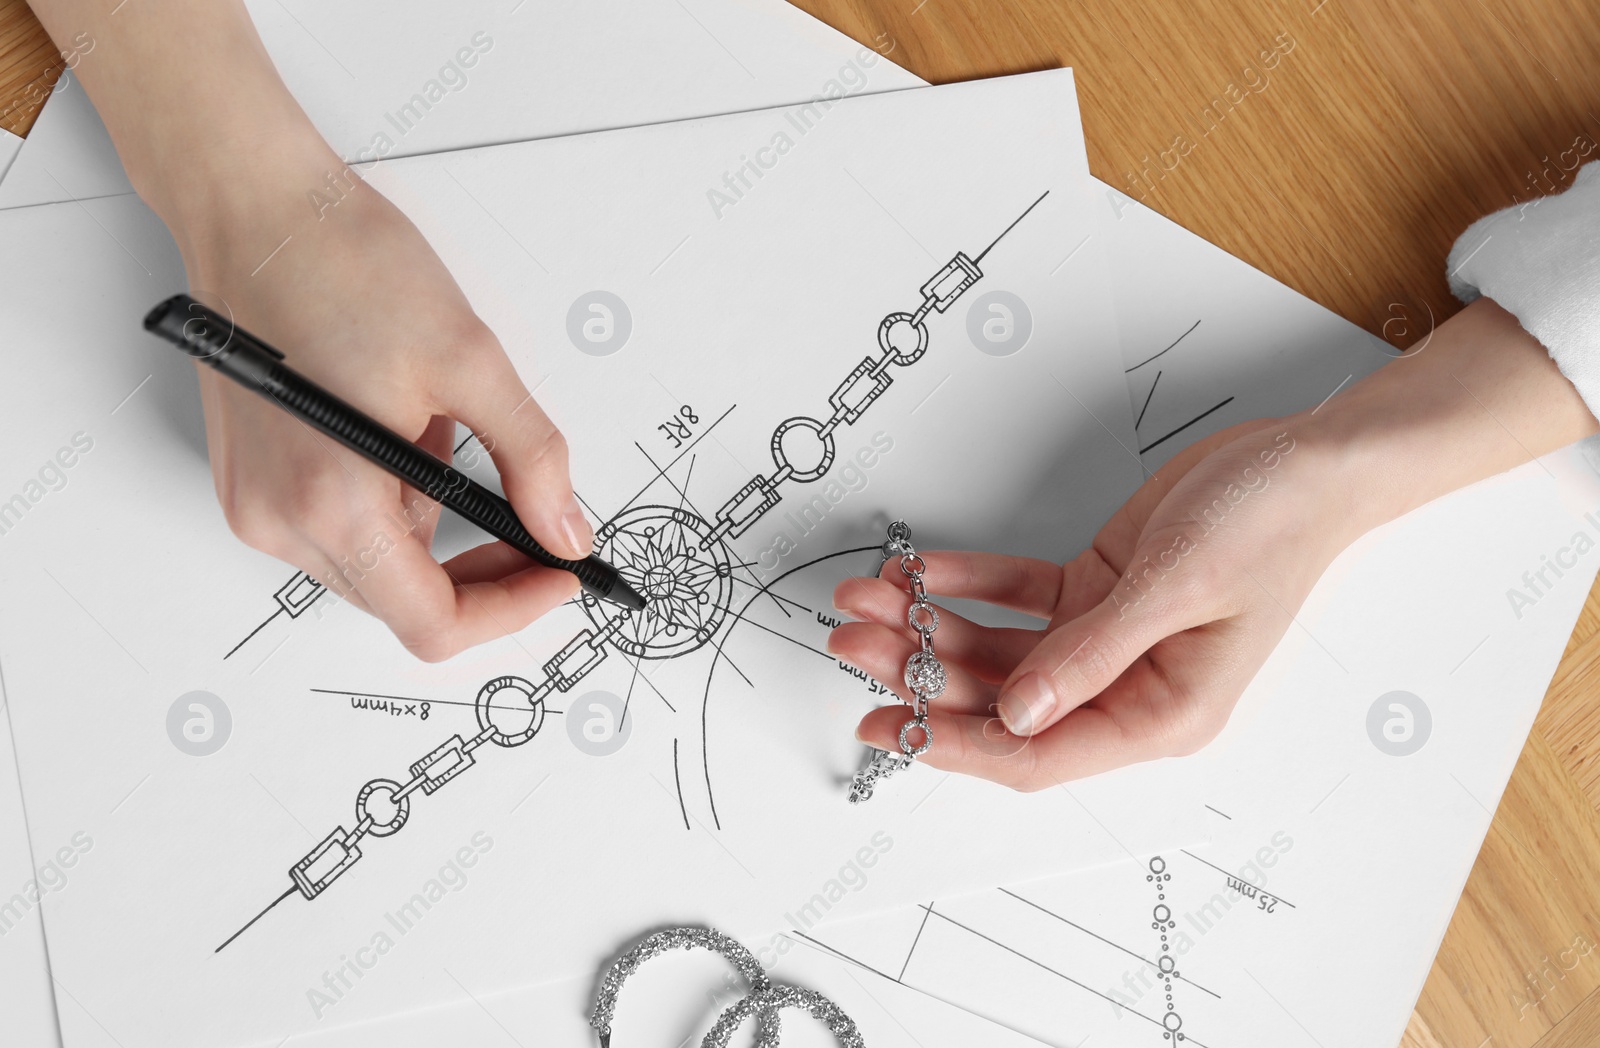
848,521 -> 946,804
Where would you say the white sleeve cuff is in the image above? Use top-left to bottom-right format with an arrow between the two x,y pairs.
1447,159 -> 1600,420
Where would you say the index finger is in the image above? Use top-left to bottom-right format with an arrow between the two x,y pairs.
877,549 -> 1064,620
330,526 -> 579,661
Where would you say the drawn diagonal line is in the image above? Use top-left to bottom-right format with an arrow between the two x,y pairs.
1135,369 -> 1162,428
630,437 -> 787,620
620,654 -> 643,732
678,454 -> 697,513
40,566 -> 148,672
612,404 -> 736,517
975,190 -> 1050,263
621,653 -> 680,713
225,606 -> 283,660
787,929 -> 903,984
843,167 -> 937,260
1178,849 -> 1297,909
997,887 -> 1223,997
721,604 -> 834,661
311,687 -> 475,710
921,907 -> 1168,1029
1138,396 -> 1235,454
716,644 -> 754,688
215,886 -> 296,954
726,573 -> 813,615
899,903 -> 935,981
1126,319 -> 1200,373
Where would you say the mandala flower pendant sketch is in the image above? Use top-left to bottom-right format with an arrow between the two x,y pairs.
848,521 -> 943,804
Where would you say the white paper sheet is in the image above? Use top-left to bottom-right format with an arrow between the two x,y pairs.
0,70 -> 1195,1048
4,4 -> 1594,1046
0,0 -> 921,209
810,439 -> 1600,1046
56,928 -> 1053,1048
0,667 -> 63,1048
1092,184 -> 1397,466
0,127 -> 21,184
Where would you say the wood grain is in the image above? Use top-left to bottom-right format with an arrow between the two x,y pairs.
3,0 -> 1600,1042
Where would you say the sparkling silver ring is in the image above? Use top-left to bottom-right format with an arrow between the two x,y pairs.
590,928 -> 780,1047
702,984 -> 865,1048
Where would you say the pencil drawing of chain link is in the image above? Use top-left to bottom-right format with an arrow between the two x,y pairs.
218,191 -> 1051,950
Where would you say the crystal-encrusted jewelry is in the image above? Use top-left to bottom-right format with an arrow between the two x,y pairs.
848,521 -> 945,804
589,927 -> 780,1047
703,984 -> 865,1048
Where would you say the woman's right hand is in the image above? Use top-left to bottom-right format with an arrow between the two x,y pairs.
181,138 -> 589,662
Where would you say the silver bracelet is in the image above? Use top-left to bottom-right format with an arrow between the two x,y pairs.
848,521 -> 945,804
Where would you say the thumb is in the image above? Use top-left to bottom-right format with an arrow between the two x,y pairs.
440,333 -> 593,561
995,544 -> 1217,736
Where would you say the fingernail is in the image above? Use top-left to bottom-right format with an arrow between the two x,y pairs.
560,496 -> 594,556
998,673 -> 1055,735
855,724 -> 888,750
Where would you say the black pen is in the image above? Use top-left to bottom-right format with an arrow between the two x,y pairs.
144,294 -> 647,611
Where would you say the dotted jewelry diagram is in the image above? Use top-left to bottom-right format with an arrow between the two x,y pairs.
218,191 -> 1052,952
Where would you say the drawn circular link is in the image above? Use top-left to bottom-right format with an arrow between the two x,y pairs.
907,600 -> 939,634
899,717 -> 932,757
877,311 -> 929,366
355,779 -> 410,838
474,676 -> 546,748
703,984 -> 864,1048
769,416 -> 836,483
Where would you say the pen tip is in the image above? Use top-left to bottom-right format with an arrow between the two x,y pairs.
615,583 -> 648,612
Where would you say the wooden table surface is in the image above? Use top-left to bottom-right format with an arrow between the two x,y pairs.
5,0 -> 1600,1042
